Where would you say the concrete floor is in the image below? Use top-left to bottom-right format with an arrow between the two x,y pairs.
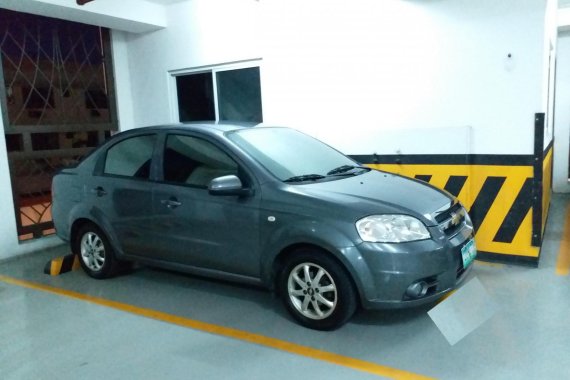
1,195 -> 570,380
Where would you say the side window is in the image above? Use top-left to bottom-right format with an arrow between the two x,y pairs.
163,135 -> 238,187
104,135 -> 156,179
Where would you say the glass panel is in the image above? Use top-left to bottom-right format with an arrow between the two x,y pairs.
176,73 -> 215,122
85,89 -> 108,109
5,134 -> 23,152
216,67 -> 262,122
228,127 -> 354,181
164,135 -> 237,187
31,131 -> 99,151
31,133 -> 59,151
104,135 -> 156,179
0,9 -> 111,126
21,86 -> 55,109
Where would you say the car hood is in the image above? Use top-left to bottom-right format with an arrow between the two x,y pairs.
292,170 -> 454,226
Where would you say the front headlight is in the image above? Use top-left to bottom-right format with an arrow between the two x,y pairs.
356,215 -> 430,243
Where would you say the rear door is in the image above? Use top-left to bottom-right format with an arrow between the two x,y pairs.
151,133 -> 261,277
87,133 -> 158,256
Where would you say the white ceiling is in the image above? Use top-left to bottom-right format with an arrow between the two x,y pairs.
138,0 -> 570,9
145,0 -> 187,4
144,0 -> 570,8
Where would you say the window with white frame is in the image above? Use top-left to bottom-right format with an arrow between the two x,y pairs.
175,63 -> 262,123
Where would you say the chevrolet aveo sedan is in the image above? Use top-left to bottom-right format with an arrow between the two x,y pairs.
52,123 -> 476,330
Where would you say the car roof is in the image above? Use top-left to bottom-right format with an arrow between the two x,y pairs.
117,121 -> 261,138
180,121 -> 260,132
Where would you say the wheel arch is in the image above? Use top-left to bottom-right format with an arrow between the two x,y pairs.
270,243 -> 362,308
69,216 -> 125,259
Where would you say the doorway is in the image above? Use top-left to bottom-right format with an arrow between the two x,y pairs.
0,10 -> 118,240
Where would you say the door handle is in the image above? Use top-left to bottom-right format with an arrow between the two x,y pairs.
161,198 -> 182,209
91,186 -> 107,197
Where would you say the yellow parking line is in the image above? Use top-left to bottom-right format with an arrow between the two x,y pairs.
556,205 -> 570,276
0,274 -> 433,380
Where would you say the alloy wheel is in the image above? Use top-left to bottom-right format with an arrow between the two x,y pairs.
80,232 -> 106,272
287,262 -> 338,320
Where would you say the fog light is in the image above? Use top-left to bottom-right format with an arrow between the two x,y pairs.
405,281 -> 429,299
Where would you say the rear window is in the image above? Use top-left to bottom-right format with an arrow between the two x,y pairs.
104,135 -> 156,179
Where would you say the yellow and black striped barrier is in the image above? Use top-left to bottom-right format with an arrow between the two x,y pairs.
43,254 -> 81,276
367,162 -> 537,260
352,113 -> 552,265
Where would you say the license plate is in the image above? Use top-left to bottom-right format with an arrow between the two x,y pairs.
461,239 -> 477,268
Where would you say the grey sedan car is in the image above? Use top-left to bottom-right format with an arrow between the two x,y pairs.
52,123 -> 476,330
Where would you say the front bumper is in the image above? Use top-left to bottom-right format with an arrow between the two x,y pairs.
347,221 -> 475,310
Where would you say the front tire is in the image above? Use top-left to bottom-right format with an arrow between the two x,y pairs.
279,249 -> 357,330
74,224 -> 118,279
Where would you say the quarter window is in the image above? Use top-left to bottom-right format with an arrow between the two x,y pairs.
104,135 -> 156,178
163,135 -> 238,187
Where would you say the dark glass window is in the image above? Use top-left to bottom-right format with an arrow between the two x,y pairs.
176,73 -> 215,122
163,135 -> 237,187
176,66 -> 262,123
85,89 -> 109,109
31,131 -> 99,151
31,133 -> 59,150
104,135 -> 156,179
22,86 -> 55,109
5,134 -> 23,152
217,67 -> 262,122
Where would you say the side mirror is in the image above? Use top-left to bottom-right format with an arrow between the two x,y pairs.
208,175 -> 253,197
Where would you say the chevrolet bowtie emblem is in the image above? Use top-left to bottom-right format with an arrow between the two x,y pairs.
450,211 -> 462,226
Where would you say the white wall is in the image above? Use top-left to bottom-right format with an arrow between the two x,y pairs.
542,0 -> 558,149
112,31 -> 136,132
553,31 -> 570,193
119,0 -> 261,129
116,0 -> 548,157
261,0 -> 546,155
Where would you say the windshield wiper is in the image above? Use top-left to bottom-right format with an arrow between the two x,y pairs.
284,174 -> 326,183
326,165 -> 369,176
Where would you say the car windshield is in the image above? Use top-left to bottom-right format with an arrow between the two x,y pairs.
227,127 -> 363,182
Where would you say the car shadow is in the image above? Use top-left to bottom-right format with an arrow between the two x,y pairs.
350,303 -> 435,327
125,264 -> 288,313
122,264 -> 436,329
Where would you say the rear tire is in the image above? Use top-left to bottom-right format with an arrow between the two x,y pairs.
279,249 -> 357,330
74,224 -> 118,279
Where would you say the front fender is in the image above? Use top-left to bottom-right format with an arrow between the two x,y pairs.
259,220 -> 374,299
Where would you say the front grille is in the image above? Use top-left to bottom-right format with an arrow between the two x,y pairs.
435,202 -> 462,223
435,202 -> 466,237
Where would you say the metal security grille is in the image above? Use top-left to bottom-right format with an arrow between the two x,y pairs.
0,9 -> 118,240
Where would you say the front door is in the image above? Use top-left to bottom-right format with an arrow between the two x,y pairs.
152,133 -> 261,277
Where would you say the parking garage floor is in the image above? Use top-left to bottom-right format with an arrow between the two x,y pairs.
1,195 -> 570,380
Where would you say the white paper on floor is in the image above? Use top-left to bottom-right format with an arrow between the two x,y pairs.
428,276 -> 498,346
